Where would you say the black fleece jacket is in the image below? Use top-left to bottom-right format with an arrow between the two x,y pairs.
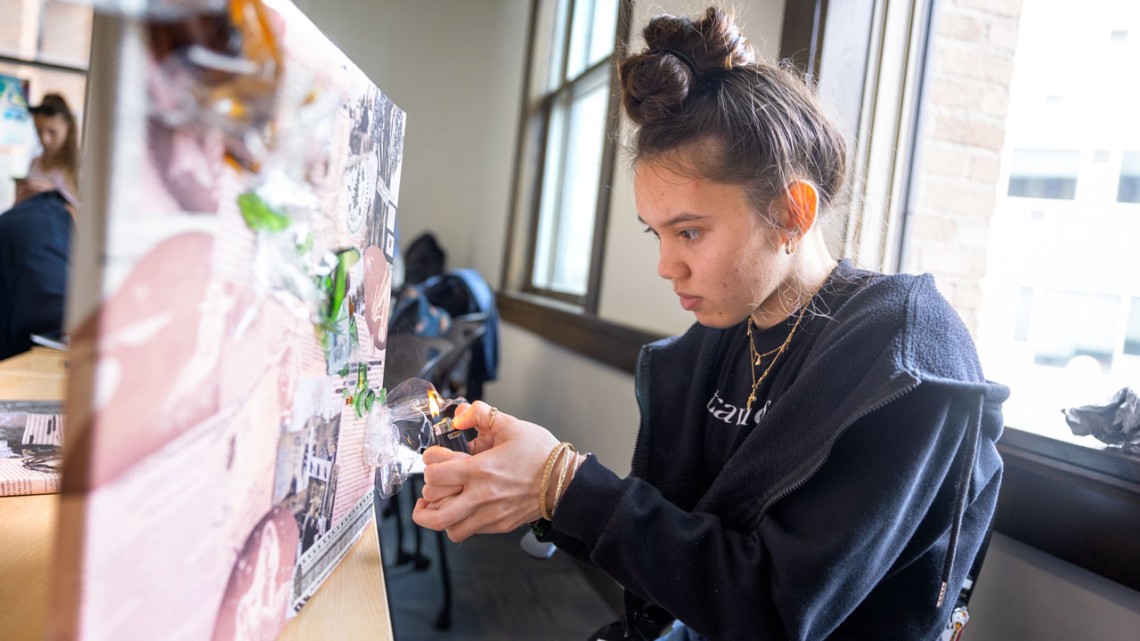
543,268 -> 1008,641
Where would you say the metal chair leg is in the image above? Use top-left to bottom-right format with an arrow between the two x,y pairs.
410,475 -> 431,570
434,529 -> 453,630
389,486 -> 414,566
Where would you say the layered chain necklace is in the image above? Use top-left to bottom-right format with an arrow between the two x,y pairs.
744,266 -> 838,413
745,305 -> 808,413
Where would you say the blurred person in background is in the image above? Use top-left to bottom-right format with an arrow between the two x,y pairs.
15,92 -> 80,215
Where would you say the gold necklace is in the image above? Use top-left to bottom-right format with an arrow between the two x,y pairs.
744,266 -> 837,412
745,306 -> 807,412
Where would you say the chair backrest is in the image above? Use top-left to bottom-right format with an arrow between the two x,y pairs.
383,312 -> 488,400
385,267 -> 498,400
425,313 -> 488,399
422,270 -> 499,399
382,334 -> 453,390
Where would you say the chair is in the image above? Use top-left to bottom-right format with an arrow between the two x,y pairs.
941,524 -> 994,641
377,312 -> 489,631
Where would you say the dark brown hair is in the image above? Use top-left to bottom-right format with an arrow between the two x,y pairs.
32,92 -> 80,189
618,7 -> 847,227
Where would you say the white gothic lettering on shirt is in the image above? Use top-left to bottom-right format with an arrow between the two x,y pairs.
706,390 -> 771,427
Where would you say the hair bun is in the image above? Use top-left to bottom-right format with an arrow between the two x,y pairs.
618,7 -> 756,126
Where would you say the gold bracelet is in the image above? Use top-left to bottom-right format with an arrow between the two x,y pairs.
538,442 -> 570,521
552,445 -> 577,517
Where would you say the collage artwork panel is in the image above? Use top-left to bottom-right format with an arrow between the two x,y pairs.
53,1 -> 404,639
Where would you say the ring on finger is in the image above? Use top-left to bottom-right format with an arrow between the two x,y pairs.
488,406 -> 499,428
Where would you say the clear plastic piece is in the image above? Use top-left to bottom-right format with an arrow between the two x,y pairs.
365,377 -> 466,498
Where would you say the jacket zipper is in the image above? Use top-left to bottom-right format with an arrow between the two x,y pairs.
760,379 -> 919,514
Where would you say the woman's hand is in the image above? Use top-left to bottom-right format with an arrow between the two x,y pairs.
13,177 -> 52,203
412,401 -> 560,542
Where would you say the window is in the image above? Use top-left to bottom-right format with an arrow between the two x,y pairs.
1120,151 -> 1140,203
512,0 -> 626,308
1123,297 -> 1140,355
900,0 -> 1140,430
0,0 -> 91,209
531,67 -> 609,296
1007,149 -> 1079,199
1029,290 -> 1119,371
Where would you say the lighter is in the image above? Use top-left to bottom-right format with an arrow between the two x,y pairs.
432,417 -> 470,454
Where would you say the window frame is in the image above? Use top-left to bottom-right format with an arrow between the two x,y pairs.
0,55 -> 87,76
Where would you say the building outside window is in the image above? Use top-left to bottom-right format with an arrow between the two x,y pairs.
903,0 -> 1140,429
1119,150 -> 1140,203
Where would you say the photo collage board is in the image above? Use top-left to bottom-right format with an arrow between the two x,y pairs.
52,1 -> 403,639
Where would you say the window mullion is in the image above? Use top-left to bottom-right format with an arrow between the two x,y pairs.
560,0 -> 577,84
542,83 -> 578,291
580,0 -> 629,313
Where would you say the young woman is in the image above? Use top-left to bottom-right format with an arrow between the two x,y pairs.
413,7 -> 1007,640
16,93 -> 80,210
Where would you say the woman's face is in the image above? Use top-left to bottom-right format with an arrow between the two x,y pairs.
34,114 -> 69,155
634,161 -> 790,329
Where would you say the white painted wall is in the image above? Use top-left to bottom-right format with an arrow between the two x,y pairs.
491,323 -> 642,474
297,0 -> 527,283
294,0 -> 1140,634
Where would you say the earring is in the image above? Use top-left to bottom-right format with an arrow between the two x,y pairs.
785,239 -> 797,255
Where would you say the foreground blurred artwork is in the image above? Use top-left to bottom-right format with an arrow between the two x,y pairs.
52,1 -> 404,638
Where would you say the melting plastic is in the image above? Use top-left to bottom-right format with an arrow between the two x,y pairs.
365,378 -> 466,498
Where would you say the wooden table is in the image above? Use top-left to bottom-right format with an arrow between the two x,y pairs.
0,349 -> 394,640
0,347 -> 68,400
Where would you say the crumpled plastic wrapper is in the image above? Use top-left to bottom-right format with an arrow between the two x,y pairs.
362,378 -> 465,498
1062,387 -> 1140,453
364,402 -> 420,499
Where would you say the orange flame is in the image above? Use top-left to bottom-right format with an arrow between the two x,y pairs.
426,387 -> 442,421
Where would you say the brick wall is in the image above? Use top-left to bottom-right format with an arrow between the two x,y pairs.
904,0 -> 1024,335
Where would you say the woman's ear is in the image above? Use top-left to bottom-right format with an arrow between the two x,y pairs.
782,180 -> 819,238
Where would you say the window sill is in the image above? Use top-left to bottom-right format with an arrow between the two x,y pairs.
495,291 -> 667,375
995,421 -> 1140,591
